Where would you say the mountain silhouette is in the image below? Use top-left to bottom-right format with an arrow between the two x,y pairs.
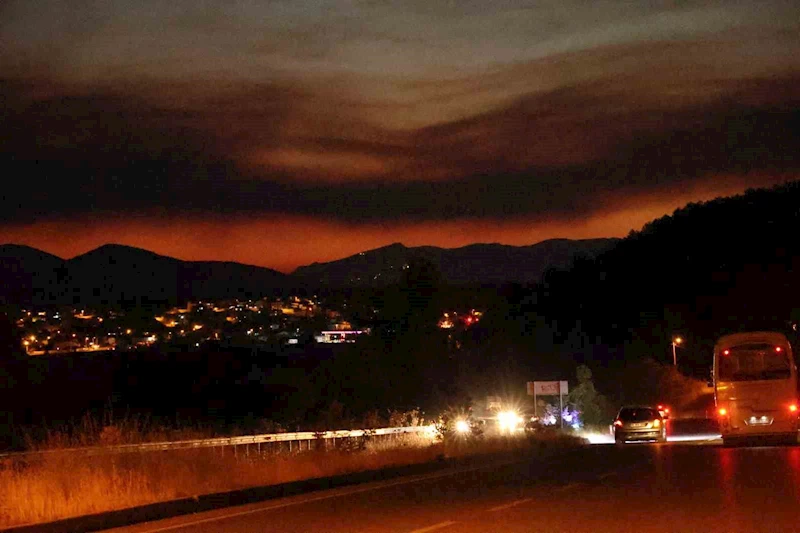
0,244 -> 293,307
0,244 -> 66,306
0,239 -> 617,306
292,239 -> 617,287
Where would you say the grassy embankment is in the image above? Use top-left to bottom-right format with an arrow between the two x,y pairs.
0,428 -> 584,528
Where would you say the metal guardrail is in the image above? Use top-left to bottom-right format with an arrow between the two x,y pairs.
0,425 -> 436,459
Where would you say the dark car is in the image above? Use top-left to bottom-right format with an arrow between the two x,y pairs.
613,406 -> 667,444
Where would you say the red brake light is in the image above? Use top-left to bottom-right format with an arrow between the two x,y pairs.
776,346 -> 783,353
723,349 -> 730,356
613,419 -> 623,427
718,408 -> 728,416
653,419 -> 661,428
664,408 -> 670,413
790,404 -> 798,413
657,405 -> 663,409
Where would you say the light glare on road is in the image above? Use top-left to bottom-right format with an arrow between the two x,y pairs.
667,434 -> 721,443
581,432 -> 614,444
580,432 -> 722,444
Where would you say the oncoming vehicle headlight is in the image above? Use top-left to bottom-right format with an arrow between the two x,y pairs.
455,419 -> 471,434
497,410 -> 522,432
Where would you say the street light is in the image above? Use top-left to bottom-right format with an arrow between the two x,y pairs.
672,336 -> 683,366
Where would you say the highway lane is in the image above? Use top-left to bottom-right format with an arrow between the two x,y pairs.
103,440 -> 800,533
584,417 -> 721,444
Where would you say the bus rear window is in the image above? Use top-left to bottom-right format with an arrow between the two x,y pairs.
718,343 -> 792,381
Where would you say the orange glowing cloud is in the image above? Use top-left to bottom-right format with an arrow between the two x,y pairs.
247,148 -> 393,181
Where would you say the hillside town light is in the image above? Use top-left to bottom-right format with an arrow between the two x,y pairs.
672,336 -> 683,366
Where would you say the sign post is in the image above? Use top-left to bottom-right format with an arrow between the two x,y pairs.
527,380 -> 569,425
526,382 -> 536,417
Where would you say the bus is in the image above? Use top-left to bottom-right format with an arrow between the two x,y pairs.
714,331 -> 799,445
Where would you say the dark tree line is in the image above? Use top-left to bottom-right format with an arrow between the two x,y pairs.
535,181 -> 800,379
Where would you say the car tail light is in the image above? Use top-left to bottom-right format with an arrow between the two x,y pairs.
653,419 -> 661,428
789,404 -> 798,413
657,404 -> 663,410
776,346 -> 783,353
664,408 -> 670,414
613,419 -> 623,427
723,349 -> 730,356
718,408 -> 728,416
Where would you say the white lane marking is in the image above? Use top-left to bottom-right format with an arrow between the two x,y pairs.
488,497 -> 533,512
554,482 -> 586,493
134,459 -> 523,533
409,520 -> 458,533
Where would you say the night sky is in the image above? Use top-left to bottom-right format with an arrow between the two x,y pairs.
2,1 -> 799,272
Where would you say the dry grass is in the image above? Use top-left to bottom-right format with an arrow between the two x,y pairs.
0,431 -> 584,529
22,415 -> 220,451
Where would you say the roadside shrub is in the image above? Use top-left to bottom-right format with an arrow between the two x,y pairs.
615,357 -> 707,410
387,408 -> 423,427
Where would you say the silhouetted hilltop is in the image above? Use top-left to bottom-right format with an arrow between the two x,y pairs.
0,244 -> 294,307
179,261 -> 295,301
0,238 -> 618,306
292,238 -> 617,287
65,245 -> 183,306
536,180 -> 800,372
0,244 -> 66,306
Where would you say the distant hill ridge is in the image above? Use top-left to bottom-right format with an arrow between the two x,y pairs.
0,238 -> 617,305
292,238 -> 618,287
0,243 -> 291,307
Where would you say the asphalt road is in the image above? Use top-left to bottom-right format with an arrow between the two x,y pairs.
103,434 -> 800,533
